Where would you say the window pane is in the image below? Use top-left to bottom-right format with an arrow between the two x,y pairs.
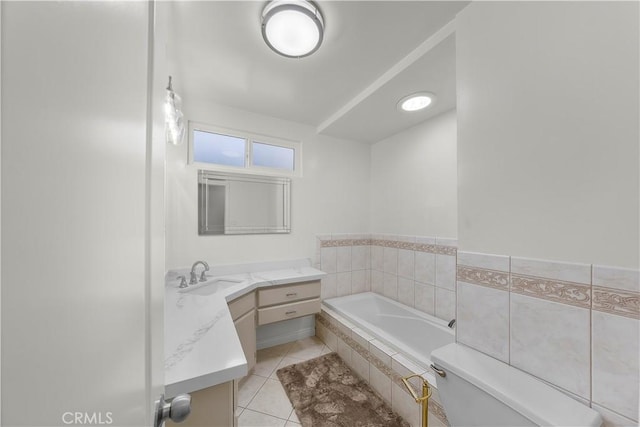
252,142 -> 295,170
193,130 -> 246,167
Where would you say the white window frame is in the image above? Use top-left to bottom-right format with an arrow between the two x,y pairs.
188,121 -> 302,177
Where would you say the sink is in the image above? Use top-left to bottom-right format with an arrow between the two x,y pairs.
179,278 -> 244,296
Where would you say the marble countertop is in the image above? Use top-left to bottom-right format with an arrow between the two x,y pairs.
164,259 -> 326,398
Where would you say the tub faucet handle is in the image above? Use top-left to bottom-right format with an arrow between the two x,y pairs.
447,318 -> 456,328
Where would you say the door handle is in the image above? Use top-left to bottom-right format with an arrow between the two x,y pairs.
154,393 -> 191,427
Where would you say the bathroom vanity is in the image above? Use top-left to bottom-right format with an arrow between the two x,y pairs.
164,260 -> 324,426
257,281 -> 321,325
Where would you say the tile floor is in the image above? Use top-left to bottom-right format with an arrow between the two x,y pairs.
237,336 -> 332,427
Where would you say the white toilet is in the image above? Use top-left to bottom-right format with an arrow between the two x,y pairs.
431,343 -> 602,427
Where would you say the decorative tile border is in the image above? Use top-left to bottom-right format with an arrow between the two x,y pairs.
316,312 -> 450,426
417,243 -> 457,256
317,314 -> 393,376
320,238 -> 371,247
592,286 -> 640,319
455,252 -> 640,423
371,239 -> 456,256
511,274 -> 591,309
429,400 -> 448,425
320,237 -> 456,256
371,239 -> 415,250
457,265 -> 509,291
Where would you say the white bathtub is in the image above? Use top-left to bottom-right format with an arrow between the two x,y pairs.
323,292 -> 455,368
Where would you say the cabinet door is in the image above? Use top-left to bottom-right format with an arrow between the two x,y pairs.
234,309 -> 257,373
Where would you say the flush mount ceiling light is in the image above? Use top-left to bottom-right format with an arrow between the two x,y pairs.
397,92 -> 436,112
261,0 -> 324,58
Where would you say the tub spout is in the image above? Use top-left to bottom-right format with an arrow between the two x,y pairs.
447,318 -> 456,328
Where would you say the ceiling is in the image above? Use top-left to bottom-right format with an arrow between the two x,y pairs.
167,1 -> 469,143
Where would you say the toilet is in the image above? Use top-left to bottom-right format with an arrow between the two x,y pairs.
430,343 -> 602,427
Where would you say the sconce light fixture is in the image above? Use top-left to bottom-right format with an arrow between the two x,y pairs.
165,76 -> 185,145
261,0 -> 324,58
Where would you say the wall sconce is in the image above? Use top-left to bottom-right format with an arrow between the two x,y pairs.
165,76 -> 185,145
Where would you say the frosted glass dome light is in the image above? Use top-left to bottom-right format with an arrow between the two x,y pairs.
262,0 -> 324,58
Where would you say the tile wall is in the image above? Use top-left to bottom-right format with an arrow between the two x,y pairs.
316,234 -> 458,322
315,234 -> 372,300
316,235 -> 638,426
457,251 -> 639,427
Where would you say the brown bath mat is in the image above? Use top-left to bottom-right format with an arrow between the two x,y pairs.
276,352 -> 410,427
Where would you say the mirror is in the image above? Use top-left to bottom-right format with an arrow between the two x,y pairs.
198,170 -> 291,235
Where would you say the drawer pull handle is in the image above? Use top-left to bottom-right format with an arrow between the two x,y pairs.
286,293 -> 297,297
285,310 -> 297,315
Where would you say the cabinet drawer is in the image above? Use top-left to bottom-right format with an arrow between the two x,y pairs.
257,298 -> 321,326
258,281 -> 321,307
228,291 -> 256,321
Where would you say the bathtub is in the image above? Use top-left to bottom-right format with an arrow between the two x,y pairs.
323,292 -> 455,369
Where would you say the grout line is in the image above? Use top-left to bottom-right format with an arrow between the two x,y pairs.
241,407 -> 291,422
245,354 -> 286,406
508,256 -> 512,365
589,263 -> 593,407
241,383 -> 264,410
251,372 -> 271,381
454,251 -> 458,343
243,369 -> 294,421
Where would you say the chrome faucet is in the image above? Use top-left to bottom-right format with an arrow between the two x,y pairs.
448,319 -> 456,328
190,260 -> 209,285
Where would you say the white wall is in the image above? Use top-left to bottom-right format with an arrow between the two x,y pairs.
370,109 -> 457,237
455,5 -> 639,424
2,2 -> 158,425
456,1 -> 639,268
165,98 -> 371,270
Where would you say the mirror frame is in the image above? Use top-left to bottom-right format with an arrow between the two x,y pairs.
198,170 -> 291,235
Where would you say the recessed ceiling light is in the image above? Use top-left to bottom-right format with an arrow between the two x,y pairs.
398,92 -> 436,112
261,0 -> 324,58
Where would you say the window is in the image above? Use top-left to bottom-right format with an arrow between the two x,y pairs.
252,141 -> 295,170
193,131 -> 246,167
189,122 -> 301,176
